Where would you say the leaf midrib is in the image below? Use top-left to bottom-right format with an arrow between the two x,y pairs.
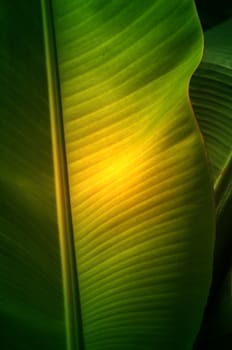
41,1 -> 85,349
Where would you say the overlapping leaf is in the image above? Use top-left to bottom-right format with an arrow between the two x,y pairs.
0,2 -> 65,349
43,1 -> 215,349
0,1 -> 216,349
190,19 -> 232,349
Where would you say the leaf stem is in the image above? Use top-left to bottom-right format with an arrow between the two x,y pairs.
41,1 -> 84,349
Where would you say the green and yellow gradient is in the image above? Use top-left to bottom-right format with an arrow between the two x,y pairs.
43,0 -> 215,349
0,2 -> 66,349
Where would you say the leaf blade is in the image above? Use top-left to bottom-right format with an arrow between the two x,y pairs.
190,18 -> 232,348
0,1 -> 66,348
51,1 -> 215,349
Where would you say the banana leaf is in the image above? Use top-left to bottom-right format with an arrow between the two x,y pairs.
190,18 -> 232,349
0,1 -> 215,349
0,2 -> 66,349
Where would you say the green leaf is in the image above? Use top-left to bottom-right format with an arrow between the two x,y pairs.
190,18 -> 232,289
190,18 -> 232,303
1,1 -> 215,349
191,18 -> 232,216
190,19 -> 232,348
0,2 -> 66,349
42,1 -> 214,349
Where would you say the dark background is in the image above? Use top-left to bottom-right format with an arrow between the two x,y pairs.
195,0 -> 232,30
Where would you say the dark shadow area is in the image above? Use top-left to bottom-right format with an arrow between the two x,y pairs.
195,0 -> 232,30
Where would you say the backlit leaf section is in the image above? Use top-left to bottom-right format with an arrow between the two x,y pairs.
51,1 -> 215,349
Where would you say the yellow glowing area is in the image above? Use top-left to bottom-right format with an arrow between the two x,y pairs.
74,141 -> 148,210
99,152 -> 135,184
92,149 -> 141,188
